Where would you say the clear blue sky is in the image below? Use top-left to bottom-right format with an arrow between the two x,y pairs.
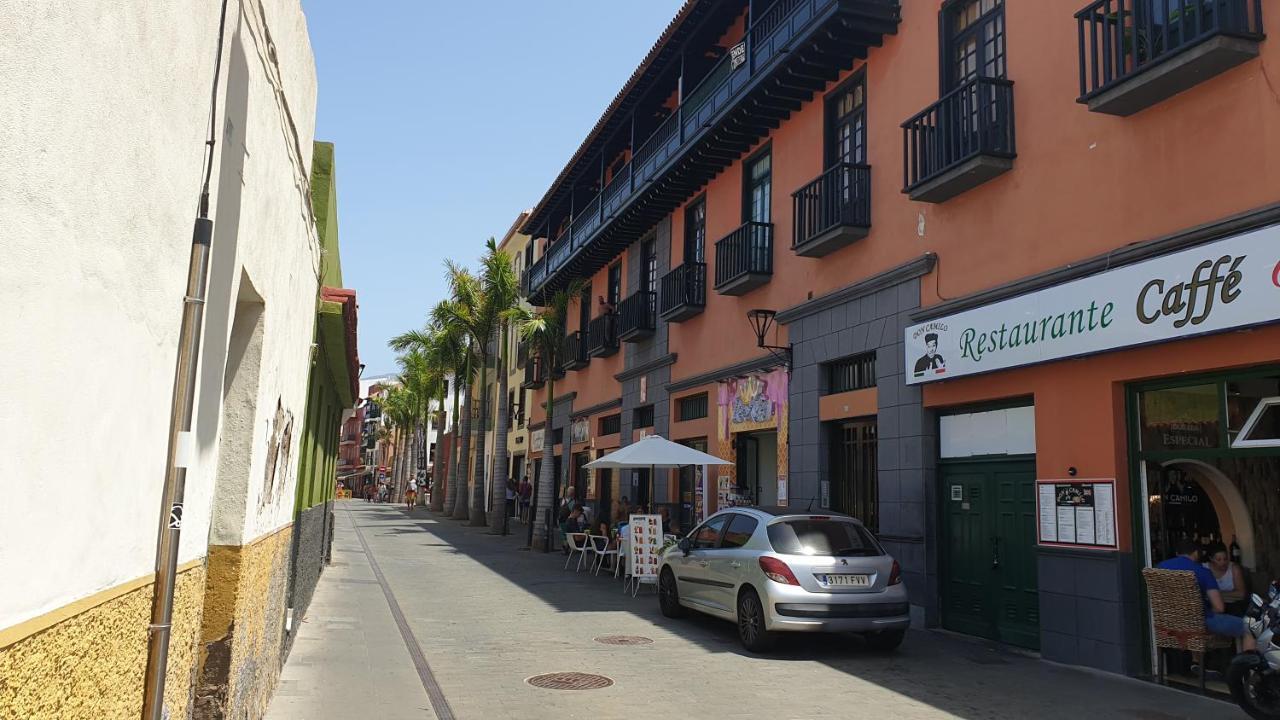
304,0 -> 685,376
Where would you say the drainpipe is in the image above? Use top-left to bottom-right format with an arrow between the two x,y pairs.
141,1 -> 231,718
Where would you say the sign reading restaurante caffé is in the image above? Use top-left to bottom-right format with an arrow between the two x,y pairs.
904,225 -> 1280,385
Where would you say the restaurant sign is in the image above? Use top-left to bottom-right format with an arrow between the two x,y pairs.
905,225 -> 1280,384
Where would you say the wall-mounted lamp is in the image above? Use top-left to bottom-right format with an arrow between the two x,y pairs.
1067,466 -> 1078,477
746,309 -> 791,367
358,363 -> 367,378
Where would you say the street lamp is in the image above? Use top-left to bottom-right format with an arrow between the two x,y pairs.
746,309 -> 791,367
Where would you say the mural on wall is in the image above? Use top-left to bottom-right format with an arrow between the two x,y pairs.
260,399 -> 295,511
716,368 -> 790,508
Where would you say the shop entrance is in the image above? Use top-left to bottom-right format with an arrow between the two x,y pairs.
940,457 -> 1040,650
1131,369 -> 1280,687
735,431 -> 778,506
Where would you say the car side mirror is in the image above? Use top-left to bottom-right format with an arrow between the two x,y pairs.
678,537 -> 692,556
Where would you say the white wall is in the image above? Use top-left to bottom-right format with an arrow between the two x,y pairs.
939,406 -> 1037,459
0,0 -> 320,628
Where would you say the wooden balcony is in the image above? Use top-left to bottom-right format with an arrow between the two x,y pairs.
618,291 -> 657,342
659,261 -> 706,322
901,77 -> 1016,204
791,163 -> 871,257
714,222 -> 773,296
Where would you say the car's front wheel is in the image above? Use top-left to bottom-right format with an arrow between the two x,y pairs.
865,628 -> 906,652
736,587 -> 775,652
658,567 -> 685,618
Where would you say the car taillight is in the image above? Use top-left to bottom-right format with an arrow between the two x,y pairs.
888,560 -> 902,586
759,556 -> 800,586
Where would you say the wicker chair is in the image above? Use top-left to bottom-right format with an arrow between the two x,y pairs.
1142,568 -> 1235,692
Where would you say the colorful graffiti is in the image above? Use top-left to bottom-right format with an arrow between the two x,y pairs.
715,367 -> 790,508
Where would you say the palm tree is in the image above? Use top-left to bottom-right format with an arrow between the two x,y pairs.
479,242 -> 521,530
396,349 -> 441,506
434,243 -> 514,527
390,321 -> 465,513
510,280 -> 584,551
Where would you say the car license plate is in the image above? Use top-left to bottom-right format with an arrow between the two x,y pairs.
818,574 -> 869,587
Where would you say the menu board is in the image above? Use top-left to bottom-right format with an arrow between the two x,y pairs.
629,514 -> 663,583
1037,480 -> 1117,549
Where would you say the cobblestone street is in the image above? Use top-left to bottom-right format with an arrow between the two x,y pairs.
266,502 -> 1242,720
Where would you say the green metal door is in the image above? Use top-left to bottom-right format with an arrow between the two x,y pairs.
941,458 -> 1040,649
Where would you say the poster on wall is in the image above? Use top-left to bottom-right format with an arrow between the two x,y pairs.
905,225 -> 1280,385
776,476 -> 788,506
695,466 -> 707,523
570,418 -> 590,445
531,428 -> 544,452
629,514 -> 663,584
1037,479 -> 1117,548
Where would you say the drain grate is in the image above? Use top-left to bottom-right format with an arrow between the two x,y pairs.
526,672 -> 614,691
594,635 -> 653,646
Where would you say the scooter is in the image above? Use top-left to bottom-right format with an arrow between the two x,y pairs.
1229,583 -> 1280,720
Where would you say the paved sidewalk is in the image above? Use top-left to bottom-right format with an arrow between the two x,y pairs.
267,501 -> 1244,720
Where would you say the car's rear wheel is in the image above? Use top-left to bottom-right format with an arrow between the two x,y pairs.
658,567 -> 685,618
737,588 -> 775,652
865,628 -> 906,652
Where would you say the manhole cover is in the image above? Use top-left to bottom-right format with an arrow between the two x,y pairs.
526,672 -> 615,691
594,635 -> 653,646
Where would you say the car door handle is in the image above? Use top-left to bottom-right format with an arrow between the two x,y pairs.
698,561 -> 709,568
729,561 -> 742,569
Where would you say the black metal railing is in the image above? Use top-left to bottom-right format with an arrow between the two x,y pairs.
618,290 -> 657,338
902,76 -> 1016,194
714,222 -> 774,288
522,356 -> 547,388
1076,0 -> 1263,100
522,0 -> 902,298
659,262 -> 707,316
792,162 -> 871,247
560,331 -> 587,371
587,313 -> 619,356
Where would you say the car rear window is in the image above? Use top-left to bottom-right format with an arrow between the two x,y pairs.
767,519 -> 882,557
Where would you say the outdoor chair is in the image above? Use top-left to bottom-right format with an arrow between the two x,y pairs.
1141,568 -> 1235,693
588,535 -> 619,577
564,532 -> 590,572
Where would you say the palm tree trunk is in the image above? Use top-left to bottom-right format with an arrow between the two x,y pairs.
468,356 -> 490,526
488,326 -> 514,530
531,377 -> 557,551
432,389 -> 452,511
451,370 -> 473,519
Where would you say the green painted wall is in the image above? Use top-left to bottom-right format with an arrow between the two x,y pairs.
311,141 -> 342,289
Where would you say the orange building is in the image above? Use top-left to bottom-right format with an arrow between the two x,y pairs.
519,0 -> 1277,681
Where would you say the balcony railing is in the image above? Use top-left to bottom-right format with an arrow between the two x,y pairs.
521,356 -> 546,389
901,76 -> 1015,203
618,290 -> 657,342
792,162 -> 871,257
521,0 -> 901,299
659,261 -> 707,322
560,330 -> 588,371
1076,0 -> 1263,115
587,313 -> 619,357
714,222 -> 773,295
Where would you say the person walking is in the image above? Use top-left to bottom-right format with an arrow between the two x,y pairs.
406,478 -> 418,511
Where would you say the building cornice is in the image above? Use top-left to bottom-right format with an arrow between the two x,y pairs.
614,353 -> 678,382
776,255 -> 937,325
667,354 -> 779,393
572,397 -> 623,419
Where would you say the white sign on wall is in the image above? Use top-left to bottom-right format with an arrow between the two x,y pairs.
531,428 -> 544,452
905,226 -> 1280,384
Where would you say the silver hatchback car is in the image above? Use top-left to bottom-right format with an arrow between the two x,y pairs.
657,507 -> 910,652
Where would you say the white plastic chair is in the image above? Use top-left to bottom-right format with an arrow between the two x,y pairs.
589,535 -> 619,577
564,532 -> 590,572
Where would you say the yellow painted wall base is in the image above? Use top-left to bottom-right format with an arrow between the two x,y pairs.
194,526 -> 292,720
0,564 -> 207,720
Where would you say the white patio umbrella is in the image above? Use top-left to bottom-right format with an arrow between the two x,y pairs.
586,435 -> 730,517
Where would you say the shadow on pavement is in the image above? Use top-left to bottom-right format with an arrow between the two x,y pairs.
343,501 -> 1238,720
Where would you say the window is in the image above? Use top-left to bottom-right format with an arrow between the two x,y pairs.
692,515 -> 729,549
677,393 -> 709,421
523,243 -> 534,273
945,0 -> 1005,88
684,197 -> 706,263
633,404 -> 655,429
552,428 -> 564,446
641,238 -> 657,294
580,286 -> 591,329
767,519 -> 882,557
744,150 -> 772,224
599,413 -> 621,436
826,352 -> 877,394
721,514 -> 759,549
826,74 -> 866,167
607,263 -> 622,307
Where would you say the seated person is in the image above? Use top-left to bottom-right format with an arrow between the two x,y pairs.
1157,539 -> 1255,650
1204,541 -> 1247,607
563,507 -> 586,535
